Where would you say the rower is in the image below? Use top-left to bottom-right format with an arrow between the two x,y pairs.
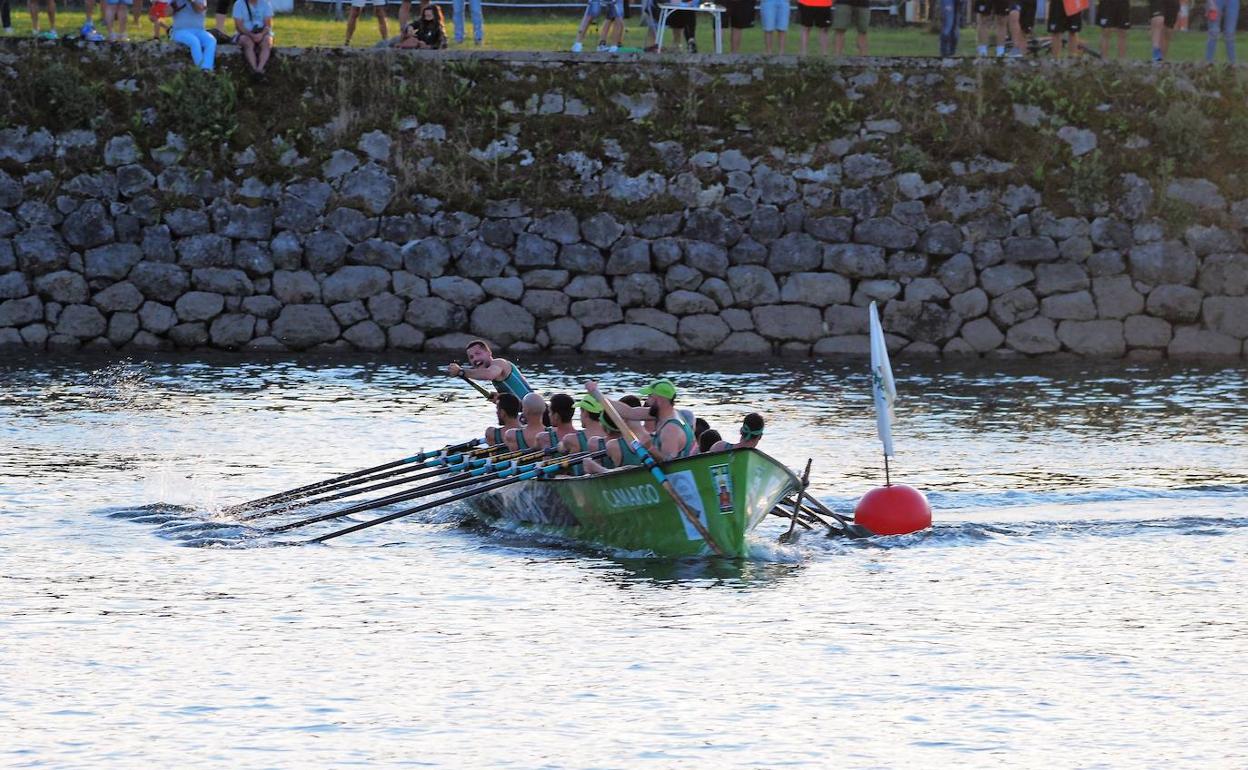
698,429 -> 723,454
545,394 -> 579,450
710,413 -> 765,452
559,393 -> 609,456
595,378 -> 694,462
505,392 -> 557,452
446,339 -> 534,399
486,393 -> 522,448
581,394 -> 645,474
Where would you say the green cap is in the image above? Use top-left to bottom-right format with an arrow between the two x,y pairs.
639,378 -> 677,400
575,394 -> 603,414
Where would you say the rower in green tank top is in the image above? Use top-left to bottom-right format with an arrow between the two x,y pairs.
709,413 -> 765,452
485,393 -> 522,447
446,339 -> 535,400
506,393 -> 560,453
580,394 -> 646,474
587,378 -> 695,463
559,393 -> 610,476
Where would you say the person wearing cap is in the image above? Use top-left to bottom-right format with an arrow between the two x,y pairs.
582,394 -> 646,473
587,378 -> 695,462
710,413 -> 765,452
486,392 -> 522,447
446,339 -> 534,399
560,393 -> 609,456
505,392 -> 557,452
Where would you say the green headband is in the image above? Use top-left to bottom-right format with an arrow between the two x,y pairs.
740,427 -> 764,439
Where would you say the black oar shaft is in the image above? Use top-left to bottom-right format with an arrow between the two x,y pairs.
307,450 -> 605,545
269,449 -> 550,534
240,445 -> 511,521
222,438 -> 482,515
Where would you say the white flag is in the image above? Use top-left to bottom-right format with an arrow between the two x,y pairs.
868,301 -> 897,458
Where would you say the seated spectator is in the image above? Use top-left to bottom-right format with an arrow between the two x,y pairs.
170,0 -> 216,70
233,0 -> 273,74
399,1 -> 447,48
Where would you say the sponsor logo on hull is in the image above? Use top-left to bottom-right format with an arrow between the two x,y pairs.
602,484 -> 663,510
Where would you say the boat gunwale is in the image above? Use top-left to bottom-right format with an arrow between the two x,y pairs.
525,447 -> 804,490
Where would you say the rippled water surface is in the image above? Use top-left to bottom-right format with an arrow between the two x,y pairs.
2,354 -> 1246,769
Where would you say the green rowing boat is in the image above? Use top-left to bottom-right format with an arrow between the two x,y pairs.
461,448 -> 801,557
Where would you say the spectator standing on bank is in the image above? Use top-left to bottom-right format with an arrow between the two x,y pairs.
1047,0 -> 1083,56
146,0 -> 171,37
28,0 -> 57,38
939,0 -> 964,55
345,0 -> 389,45
79,0 -> 105,39
1206,0 -> 1238,63
170,0 -> 215,69
760,0 -> 788,52
976,0 -> 1025,56
571,0 -> 623,52
797,0 -> 832,55
233,0 -> 273,73
104,0 -> 131,39
1096,0 -> 1128,58
832,0 -> 869,54
452,0 -> 483,44
669,1 -> 697,52
724,0 -> 754,52
1150,0 -> 1178,59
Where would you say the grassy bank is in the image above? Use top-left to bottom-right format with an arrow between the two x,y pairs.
7,9 -> 1244,61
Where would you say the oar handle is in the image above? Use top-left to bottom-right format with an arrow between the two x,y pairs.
456,367 -> 495,400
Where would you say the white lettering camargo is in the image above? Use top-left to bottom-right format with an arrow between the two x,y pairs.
602,484 -> 662,510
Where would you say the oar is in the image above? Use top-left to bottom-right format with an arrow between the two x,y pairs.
780,495 -> 874,539
238,445 -> 514,521
220,437 -> 483,516
305,449 -> 607,544
781,459 -> 813,543
267,448 -> 552,534
457,368 -> 495,400
588,383 -> 726,557
770,508 -> 813,530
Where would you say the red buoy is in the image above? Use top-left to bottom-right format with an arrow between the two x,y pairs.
854,484 -> 932,536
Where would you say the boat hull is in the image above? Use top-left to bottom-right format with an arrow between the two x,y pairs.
461,448 -> 800,557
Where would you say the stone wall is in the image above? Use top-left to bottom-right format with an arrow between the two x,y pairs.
1,45 -> 1246,358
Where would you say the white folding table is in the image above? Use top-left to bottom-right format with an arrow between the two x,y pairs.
655,2 -> 727,54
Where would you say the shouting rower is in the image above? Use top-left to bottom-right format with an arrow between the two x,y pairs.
446,339 -> 534,399
710,413 -> 765,452
486,392 -> 522,447
506,392 -> 558,452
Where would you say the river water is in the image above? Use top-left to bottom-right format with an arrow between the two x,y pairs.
2,354 -> 1245,769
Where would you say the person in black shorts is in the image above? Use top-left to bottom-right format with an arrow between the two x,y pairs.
975,0 -> 1025,56
797,0 -> 832,55
1047,0 -> 1083,57
723,0 -> 754,52
1150,0 -> 1179,59
1096,0 -> 1129,58
1018,0 -> 1036,35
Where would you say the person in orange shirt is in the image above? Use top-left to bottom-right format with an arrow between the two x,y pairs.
797,0 -> 832,55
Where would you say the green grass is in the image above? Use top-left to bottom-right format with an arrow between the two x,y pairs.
7,8 -> 1244,61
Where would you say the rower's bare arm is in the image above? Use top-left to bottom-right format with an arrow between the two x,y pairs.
503,428 -> 520,452
582,458 -> 609,475
461,362 -> 505,382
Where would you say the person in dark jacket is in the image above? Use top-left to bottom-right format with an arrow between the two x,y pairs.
399,1 -> 447,48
